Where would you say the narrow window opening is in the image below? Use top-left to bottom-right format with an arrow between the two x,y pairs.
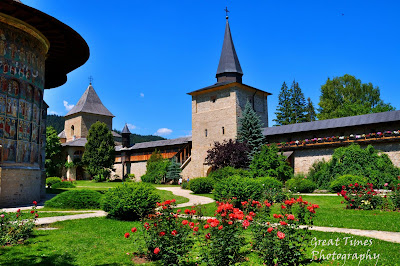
205,129 -> 208,137
210,96 -> 216,103
222,127 -> 225,135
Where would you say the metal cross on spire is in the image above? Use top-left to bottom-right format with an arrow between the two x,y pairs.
224,7 -> 230,19
88,76 -> 93,85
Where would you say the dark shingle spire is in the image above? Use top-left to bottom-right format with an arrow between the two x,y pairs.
66,84 -> 114,117
122,124 -> 131,134
216,17 -> 243,83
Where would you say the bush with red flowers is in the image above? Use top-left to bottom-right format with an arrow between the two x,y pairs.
251,197 -> 318,265
0,201 -> 39,246
390,181 -> 400,210
125,199 -> 196,266
338,183 -> 385,210
200,201 -> 252,265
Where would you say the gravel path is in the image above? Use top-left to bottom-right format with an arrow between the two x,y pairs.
156,187 -> 215,208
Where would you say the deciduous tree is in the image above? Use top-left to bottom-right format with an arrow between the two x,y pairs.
205,139 -> 250,170
45,126 -> 63,177
82,122 -> 115,181
317,74 -> 394,120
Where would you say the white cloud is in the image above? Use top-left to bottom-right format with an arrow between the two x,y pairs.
47,110 -> 59,115
63,100 -> 74,111
155,128 -> 173,136
140,92 -> 144,98
127,123 -> 136,130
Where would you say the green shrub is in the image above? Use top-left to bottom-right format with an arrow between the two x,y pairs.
189,177 -> 214,194
208,166 -> 250,181
214,175 -> 264,208
309,144 -> 400,189
249,144 -> 293,182
45,189 -> 102,209
46,177 -> 61,188
51,181 -> 76,189
144,150 -> 170,184
391,185 -> 400,210
101,183 -> 160,220
329,175 -> 367,192
308,159 -> 331,189
181,180 -> 189,189
258,176 -> 283,190
141,173 -> 154,183
286,174 -> 316,193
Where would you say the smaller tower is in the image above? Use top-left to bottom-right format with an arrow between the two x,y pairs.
121,124 -> 132,148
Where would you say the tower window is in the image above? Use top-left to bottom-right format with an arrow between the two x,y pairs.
205,129 -> 208,137
71,125 -> 75,136
210,96 -> 216,103
222,127 -> 225,135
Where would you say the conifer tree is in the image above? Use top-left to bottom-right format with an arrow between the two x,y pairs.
291,80 -> 307,123
166,159 -> 181,183
274,82 -> 292,125
237,101 -> 265,159
305,97 -> 317,122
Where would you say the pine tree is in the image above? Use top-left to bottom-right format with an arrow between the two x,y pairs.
274,82 -> 292,125
305,97 -> 317,122
291,80 -> 307,123
237,101 -> 265,159
166,159 -> 181,183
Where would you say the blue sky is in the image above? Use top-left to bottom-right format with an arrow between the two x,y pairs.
24,0 -> 400,139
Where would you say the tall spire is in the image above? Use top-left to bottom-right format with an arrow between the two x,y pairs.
216,15 -> 243,83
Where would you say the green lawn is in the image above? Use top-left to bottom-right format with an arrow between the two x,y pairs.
0,217 -> 399,265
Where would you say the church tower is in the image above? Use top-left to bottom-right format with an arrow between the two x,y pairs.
121,123 -> 131,148
187,14 -> 271,178
64,83 -> 114,142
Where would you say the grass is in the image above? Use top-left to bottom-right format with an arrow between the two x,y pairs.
301,196 -> 400,232
0,217 -> 399,265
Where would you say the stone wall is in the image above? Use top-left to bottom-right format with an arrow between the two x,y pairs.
293,142 -> 400,174
64,113 -> 112,142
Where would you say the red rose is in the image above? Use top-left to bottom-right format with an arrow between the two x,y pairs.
228,221 -> 233,225
273,214 -> 279,219
280,221 -> 287,226
33,201 -> 37,205
218,225 -> 223,230
281,205 -> 286,209
189,222 -> 194,227
124,233 -> 130,238
287,214 -> 295,220
193,227 -> 199,232
277,231 -> 285,239
267,227 -> 274,233
171,230 -> 178,236
184,209 -> 191,214
242,220 -> 250,228
35,213 -> 39,218
17,209 -> 21,213
30,210 -> 35,214
204,224 -> 210,229
154,247 -> 160,254
205,233 -> 211,239
159,231 -> 165,236
182,220 -> 188,225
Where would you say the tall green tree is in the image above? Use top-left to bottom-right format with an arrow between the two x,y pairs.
82,121 -> 115,181
305,97 -> 317,122
238,101 -> 265,159
291,80 -> 307,123
317,74 -> 394,120
45,126 -> 63,177
274,82 -> 292,125
142,149 -> 170,184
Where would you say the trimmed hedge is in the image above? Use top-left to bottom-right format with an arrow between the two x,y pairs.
51,181 -> 76,189
329,175 -> 367,192
101,182 -> 160,221
214,175 -> 264,207
286,175 -> 316,193
45,189 -> 102,209
208,167 -> 250,181
189,177 -> 214,194
46,177 -> 61,188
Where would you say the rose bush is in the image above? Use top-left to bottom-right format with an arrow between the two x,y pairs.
125,199 -> 196,265
338,183 -> 384,210
0,201 -> 39,246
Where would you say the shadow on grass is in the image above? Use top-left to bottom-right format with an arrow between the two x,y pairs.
0,251 -> 76,265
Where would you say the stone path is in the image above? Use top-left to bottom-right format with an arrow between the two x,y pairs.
35,211 -> 107,225
156,187 -> 215,208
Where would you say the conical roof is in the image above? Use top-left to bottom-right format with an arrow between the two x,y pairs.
122,124 -> 131,134
216,18 -> 243,77
66,84 -> 114,117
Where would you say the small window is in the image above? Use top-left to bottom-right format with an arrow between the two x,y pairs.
205,129 -> 208,137
222,127 -> 225,135
210,96 -> 216,103
71,125 -> 75,136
